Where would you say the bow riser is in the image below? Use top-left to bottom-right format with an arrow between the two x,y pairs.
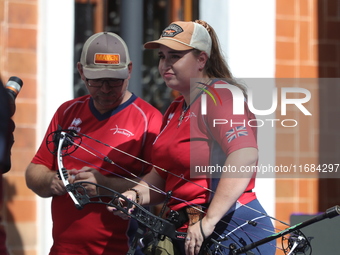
57,132 -> 82,208
70,181 -> 187,241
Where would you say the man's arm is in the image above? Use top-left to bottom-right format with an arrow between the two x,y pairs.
25,163 -> 67,197
70,167 -> 150,196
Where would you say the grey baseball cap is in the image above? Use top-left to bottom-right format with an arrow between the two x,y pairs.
80,32 -> 130,79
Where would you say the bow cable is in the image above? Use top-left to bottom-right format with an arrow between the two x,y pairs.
77,130 -> 290,227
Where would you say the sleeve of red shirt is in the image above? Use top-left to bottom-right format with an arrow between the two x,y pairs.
31,104 -> 65,170
139,104 -> 163,175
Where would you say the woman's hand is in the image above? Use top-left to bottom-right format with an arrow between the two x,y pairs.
185,217 -> 214,255
107,190 -> 138,220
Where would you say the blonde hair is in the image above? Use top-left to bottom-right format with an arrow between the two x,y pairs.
194,20 -> 247,96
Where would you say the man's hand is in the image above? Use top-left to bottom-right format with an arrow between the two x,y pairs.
69,166 -> 103,196
50,173 -> 68,196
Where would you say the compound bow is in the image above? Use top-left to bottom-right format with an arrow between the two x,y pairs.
48,129 -> 340,255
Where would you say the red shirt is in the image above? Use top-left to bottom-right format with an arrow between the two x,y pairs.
32,94 -> 162,255
152,81 -> 257,217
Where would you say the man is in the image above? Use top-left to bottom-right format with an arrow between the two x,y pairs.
25,32 -> 162,255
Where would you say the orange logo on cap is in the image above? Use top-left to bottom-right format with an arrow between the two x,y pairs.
94,53 -> 120,65
161,24 -> 183,38
164,29 -> 176,35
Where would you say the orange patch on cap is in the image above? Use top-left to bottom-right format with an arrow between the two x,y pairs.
94,53 -> 120,65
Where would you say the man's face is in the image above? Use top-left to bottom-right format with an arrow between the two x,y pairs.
85,78 -> 129,113
77,62 -> 132,114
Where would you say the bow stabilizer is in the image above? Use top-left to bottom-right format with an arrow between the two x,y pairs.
232,205 -> 340,254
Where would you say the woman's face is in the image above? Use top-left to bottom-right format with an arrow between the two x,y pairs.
158,45 -> 205,94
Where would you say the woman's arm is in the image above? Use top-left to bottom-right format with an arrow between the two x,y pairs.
107,167 -> 166,216
126,167 -> 166,205
204,147 -> 257,226
185,147 -> 257,255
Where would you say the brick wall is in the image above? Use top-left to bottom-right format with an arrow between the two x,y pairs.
275,0 -> 318,253
276,0 -> 340,254
0,0 -> 38,254
276,0 -> 319,78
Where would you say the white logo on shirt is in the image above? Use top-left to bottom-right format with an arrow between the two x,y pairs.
111,125 -> 134,137
68,118 -> 82,132
184,112 -> 197,122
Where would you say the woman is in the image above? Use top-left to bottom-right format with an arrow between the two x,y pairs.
109,20 -> 275,255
